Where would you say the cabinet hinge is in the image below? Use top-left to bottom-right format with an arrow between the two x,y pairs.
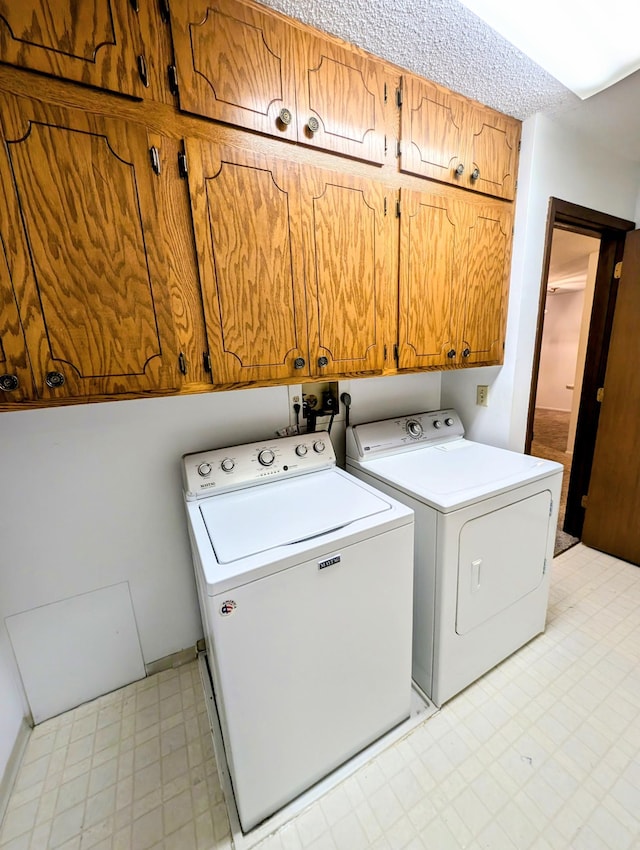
581,494 -> 588,508
614,261 -> 623,279
384,344 -> 387,361
130,0 -> 140,12
137,54 -> 149,87
394,343 -> 399,362
384,197 -> 387,216
396,87 -> 403,107
384,82 -> 388,103
518,139 -> 521,152
168,64 -> 179,96
159,0 -> 170,23
203,352 -> 212,373
396,199 -> 401,218
149,146 -> 161,175
596,386 -> 604,403
178,352 -> 187,375
396,140 -> 401,158
384,135 -> 388,155
178,150 -> 188,179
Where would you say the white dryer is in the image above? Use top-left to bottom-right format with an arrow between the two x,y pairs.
182,431 -> 414,833
346,409 -> 563,708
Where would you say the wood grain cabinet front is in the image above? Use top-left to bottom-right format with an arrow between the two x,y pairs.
170,0 -> 388,165
0,0 -> 160,99
398,188 -> 512,370
0,94 -> 182,404
400,74 -> 520,200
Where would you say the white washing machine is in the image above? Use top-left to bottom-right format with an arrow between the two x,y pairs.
346,409 -> 563,708
182,431 -> 414,833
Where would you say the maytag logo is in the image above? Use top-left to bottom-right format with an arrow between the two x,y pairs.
318,555 -> 341,570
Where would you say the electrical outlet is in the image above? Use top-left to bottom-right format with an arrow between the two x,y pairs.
476,385 -> 489,407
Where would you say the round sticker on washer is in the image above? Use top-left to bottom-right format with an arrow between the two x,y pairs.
220,600 -> 237,616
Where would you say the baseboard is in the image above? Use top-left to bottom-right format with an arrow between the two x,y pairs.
0,718 -> 32,827
144,645 -> 197,677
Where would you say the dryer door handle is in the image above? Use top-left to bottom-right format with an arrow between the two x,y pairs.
471,558 -> 482,592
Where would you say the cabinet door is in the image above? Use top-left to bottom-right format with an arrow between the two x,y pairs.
398,189 -> 458,369
0,95 -> 180,401
185,141 -> 309,384
296,34 -> 387,165
0,1 -> 147,98
399,75 -> 466,185
465,105 -> 520,201
457,201 -> 512,365
171,0 -> 297,141
301,168 -> 393,377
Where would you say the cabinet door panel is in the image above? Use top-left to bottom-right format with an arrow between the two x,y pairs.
297,36 -> 386,164
0,97 -> 179,400
0,1 -> 146,97
398,189 -> 457,369
302,169 -> 392,376
458,203 -> 511,365
400,75 -> 465,183
186,142 -> 309,384
467,107 -> 519,201
171,0 -> 297,141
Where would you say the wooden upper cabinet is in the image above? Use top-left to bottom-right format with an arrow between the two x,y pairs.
185,141 -> 310,385
170,0 -> 387,164
300,168 -> 394,377
398,188 -> 511,369
400,74 -> 520,200
0,1 -> 152,98
0,94 -> 180,402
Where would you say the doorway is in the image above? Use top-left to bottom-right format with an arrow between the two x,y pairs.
525,199 -> 634,555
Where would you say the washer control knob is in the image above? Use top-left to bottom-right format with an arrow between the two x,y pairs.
444,417 -> 454,426
313,440 -> 326,453
407,419 -> 423,438
220,457 -> 235,472
295,444 -> 308,457
198,462 -> 212,477
433,420 -> 443,429
258,449 -> 275,466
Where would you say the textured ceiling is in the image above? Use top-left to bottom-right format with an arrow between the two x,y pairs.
259,0 -> 640,163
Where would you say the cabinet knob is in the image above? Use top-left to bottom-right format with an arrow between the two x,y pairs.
0,374 -> 19,392
471,167 -> 480,181
447,349 -> 456,358
317,356 -> 329,367
45,371 -> 65,388
462,347 -> 471,358
293,357 -> 306,369
307,116 -> 320,134
455,163 -> 464,176
278,108 -> 293,126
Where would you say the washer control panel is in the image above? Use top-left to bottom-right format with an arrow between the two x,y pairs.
182,431 -> 335,500
346,409 -> 465,459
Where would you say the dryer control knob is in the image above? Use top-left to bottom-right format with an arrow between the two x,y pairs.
220,458 -> 235,472
198,462 -> 212,477
295,444 -> 308,457
444,417 -> 454,426
433,420 -> 443,429
313,440 -> 326,453
407,419 -> 423,438
258,449 -> 275,466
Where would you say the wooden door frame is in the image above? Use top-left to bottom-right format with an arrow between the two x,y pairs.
525,198 -> 635,537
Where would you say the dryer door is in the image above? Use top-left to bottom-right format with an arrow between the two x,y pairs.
456,490 -> 552,634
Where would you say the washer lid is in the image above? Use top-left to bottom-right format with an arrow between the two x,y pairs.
199,469 -> 392,563
355,439 -> 562,510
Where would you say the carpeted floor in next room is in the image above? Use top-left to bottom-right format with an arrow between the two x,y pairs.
530,408 -> 580,557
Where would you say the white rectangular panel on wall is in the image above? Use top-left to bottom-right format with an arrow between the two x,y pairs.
6,582 -> 145,723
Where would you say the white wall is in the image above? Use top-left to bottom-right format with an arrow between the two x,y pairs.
442,113 -> 640,450
0,371 -> 440,779
536,289 -> 584,411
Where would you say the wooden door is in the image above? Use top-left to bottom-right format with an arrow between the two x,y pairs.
0,1 -> 147,98
301,168 -> 393,377
397,189 -> 457,369
170,0 -> 297,142
582,229 -> 640,564
185,141 -> 309,384
457,201 -> 511,365
0,95 -> 179,401
296,34 -> 387,165
399,75 -> 466,186
465,105 -> 520,201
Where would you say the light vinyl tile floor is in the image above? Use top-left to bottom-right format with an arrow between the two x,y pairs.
2,542 -> 640,850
